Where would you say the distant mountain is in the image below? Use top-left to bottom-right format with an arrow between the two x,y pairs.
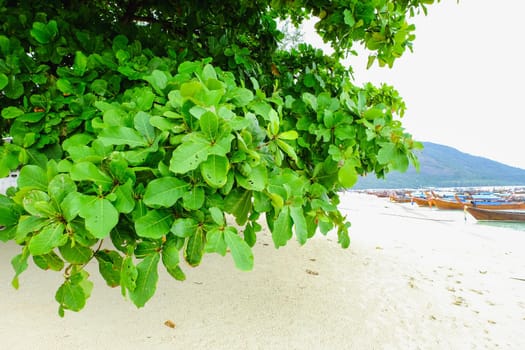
354,142 -> 525,189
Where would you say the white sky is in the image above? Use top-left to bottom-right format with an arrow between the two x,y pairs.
303,0 -> 525,169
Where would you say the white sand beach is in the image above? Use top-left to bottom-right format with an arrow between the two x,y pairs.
1,191 -> 525,349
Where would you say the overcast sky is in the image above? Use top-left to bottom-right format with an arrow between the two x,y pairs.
304,0 -> 525,169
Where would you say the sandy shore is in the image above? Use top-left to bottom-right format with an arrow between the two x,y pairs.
1,191 -> 525,349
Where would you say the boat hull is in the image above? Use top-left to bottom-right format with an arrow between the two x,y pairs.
466,207 -> 525,222
433,197 -> 525,210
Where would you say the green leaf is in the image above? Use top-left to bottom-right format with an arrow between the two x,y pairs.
114,181 -> 135,214
11,249 -> 29,289
363,107 -> 384,120
144,69 -> 168,94
73,51 -> 88,76
28,222 -> 67,255
96,250 -> 123,287
60,192 -> 82,222
120,256 -> 138,295
70,162 -> 113,187
135,210 -> 173,239
56,79 -> 76,95
78,197 -> 119,239
129,252 -> 160,308
338,162 -> 358,188
59,240 -> 93,264
1,106 -> 25,119
236,165 -> 267,191
184,226 -> 205,267
23,190 -> 56,217
243,222 -> 257,247
199,111 -> 219,139
209,207 -> 225,226
278,130 -> 298,140
55,270 -> 93,315
290,206 -> 308,245
276,139 -> 299,162
14,216 -> 48,242
205,228 -> 227,255
99,126 -> 148,148
48,174 -> 77,203
135,240 -> 161,259
4,75 -> 24,99
226,87 -> 254,106
200,155 -> 229,188
33,251 -> 64,271
0,196 -> 19,227
0,73 -> 8,90
170,218 -> 198,238
182,186 -> 205,210
272,206 -> 292,248
224,189 -> 252,225
224,228 -> 253,271
143,177 -> 188,207
134,111 -> 156,143
18,165 -> 48,190
169,134 -> 211,174
30,20 -> 58,44
161,236 -> 181,278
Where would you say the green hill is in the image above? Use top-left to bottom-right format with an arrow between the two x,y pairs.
354,142 -> 525,189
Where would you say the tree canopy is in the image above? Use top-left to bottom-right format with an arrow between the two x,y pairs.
0,0 -> 434,315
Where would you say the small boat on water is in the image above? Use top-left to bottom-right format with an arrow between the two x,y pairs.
466,207 -> 525,222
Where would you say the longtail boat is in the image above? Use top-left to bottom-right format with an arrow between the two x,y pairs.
432,196 -> 525,210
389,193 -> 412,203
410,195 -> 435,208
466,207 -> 525,222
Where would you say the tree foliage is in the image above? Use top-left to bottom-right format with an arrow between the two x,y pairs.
0,0 -> 434,314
